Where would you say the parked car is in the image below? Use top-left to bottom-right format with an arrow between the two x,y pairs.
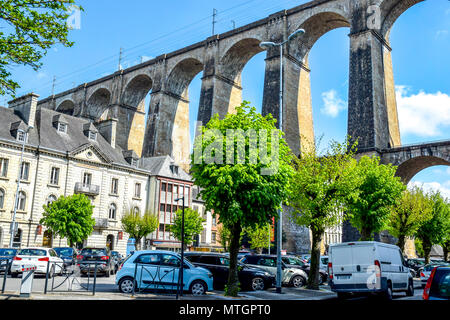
10,247 -> 64,278
111,251 -> 123,272
240,254 -> 308,288
406,258 -> 426,277
185,252 -> 275,291
76,247 -> 114,277
299,254 -> 311,263
53,247 -> 78,270
281,255 -> 328,285
420,263 -> 450,288
115,250 -> 213,295
328,241 -> 414,300
0,248 -> 17,274
423,266 -> 450,300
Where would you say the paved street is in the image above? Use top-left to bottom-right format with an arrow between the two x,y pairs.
0,272 -> 423,300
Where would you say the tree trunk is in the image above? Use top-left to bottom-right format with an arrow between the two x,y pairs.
423,239 -> 432,264
134,237 -> 141,251
307,229 -> 323,290
444,245 -> 449,263
226,222 -> 242,296
397,234 -> 406,253
360,226 -> 372,241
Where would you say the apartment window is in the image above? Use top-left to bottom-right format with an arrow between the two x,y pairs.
50,167 -> 60,185
17,191 -> 26,211
111,178 -> 119,195
58,123 -> 67,133
212,216 -> 217,226
17,130 -> 26,142
109,203 -> 117,220
0,158 -> 8,177
160,204 -> 165,212
0,188 -> 4,209
83,172 -> 92,186
20,162 -> 30,181
47,195 -> 57,206
161,182 -> 167,192
211,232 -> 217,243
134,183 -> 141,198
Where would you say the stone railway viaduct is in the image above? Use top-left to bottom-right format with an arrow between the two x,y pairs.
35,0 -> 449,249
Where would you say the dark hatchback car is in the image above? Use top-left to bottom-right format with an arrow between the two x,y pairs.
77,247 -> 114,277
0,248 -> 17,274
111,251 -> 123,272
184,252 -> 275,291
281,255 -> 328,285
53,247 -> 78,269
423,266 -> 450,300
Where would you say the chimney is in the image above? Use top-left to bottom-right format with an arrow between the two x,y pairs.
95,118 -> 118,148
8,93 -> 39,127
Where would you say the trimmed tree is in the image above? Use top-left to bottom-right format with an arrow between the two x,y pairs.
169,207 -> 205,248
0,0 -> 82,96
388,186 -> 433,252
415,192 -> 450,264
121,209 -> 158,250
245,224 -> 272,254
40,194 -> 95,247
289,140 -> 361,289
190,102 -> 294,296
347,156 -> 405,241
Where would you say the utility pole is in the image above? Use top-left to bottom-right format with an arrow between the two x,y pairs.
231,20 -> 236,29
51,76 -> 56,96
212,9 -> 218,35
118,47 -> 124,70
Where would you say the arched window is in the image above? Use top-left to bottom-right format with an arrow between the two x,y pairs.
0,188 -> 5,209
17,191 -> 26,211
109,203 -> 117,220
106,234 -> 114,251
47,195 -> 57,206
133,207 -> 140,215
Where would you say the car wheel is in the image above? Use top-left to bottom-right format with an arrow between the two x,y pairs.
190,280 -> 207,296
118,277 -> 135,294
406,279 -> 414,297
291,275 -> 306,288
383,283 -> 393,300
251,277 -> 265,291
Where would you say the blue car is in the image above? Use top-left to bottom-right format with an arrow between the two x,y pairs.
115,250 -> 213,295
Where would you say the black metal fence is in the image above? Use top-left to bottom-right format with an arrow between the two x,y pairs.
130,262 -> 179,296
1,258 -> 12,294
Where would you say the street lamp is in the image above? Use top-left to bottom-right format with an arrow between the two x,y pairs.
9,125 -> 34,248
259,28 -> 305,294
174,196 -> 185,299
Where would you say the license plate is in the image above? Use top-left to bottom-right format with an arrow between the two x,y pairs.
337,275 -> 351,280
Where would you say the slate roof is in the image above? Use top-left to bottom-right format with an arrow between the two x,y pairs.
0,107 -> 39,146
139,155 -> 192,181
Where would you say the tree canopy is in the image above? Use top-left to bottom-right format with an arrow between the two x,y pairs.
121,209 -> 158,250
0,0 -> 81,96
40,193 -> 95,247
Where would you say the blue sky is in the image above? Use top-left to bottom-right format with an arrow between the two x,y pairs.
3,0 -> 450,198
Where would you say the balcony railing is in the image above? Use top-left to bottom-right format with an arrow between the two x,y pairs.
74,182 -> 100,196
94,218 -> 109,229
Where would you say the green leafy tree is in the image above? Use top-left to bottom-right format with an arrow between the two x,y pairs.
415,192 -> 450,264
0,0 -> 82,96
289,140 -> 361,290
415,238 -> 424,258
217,224 -> 231,252
121,209 -> 158,250
388,186 -> 433,252
40,194 -> 95,247
347,156 -> 405,241
169,207 -> 205,248
191,102 -> 294,296
245,223 -> 272,254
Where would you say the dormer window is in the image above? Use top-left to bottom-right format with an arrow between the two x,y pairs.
88,131 -> 97,141
170,164 -> 179,175
58,123 -> 67,133
17,130 -> 26,142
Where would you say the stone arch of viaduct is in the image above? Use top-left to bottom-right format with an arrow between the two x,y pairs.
38,0 -> 444,181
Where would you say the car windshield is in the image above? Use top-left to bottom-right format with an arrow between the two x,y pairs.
81,248 -> 106,255
18,249 -> 46,256
285,257 -> 304,266
424,264 -> 447,272
0,249 -> 17,256
54,248 -> 73,256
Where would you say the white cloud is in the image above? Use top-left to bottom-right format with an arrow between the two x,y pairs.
36,72 -> 47,80
320,89 -> 347,118
396,86 -> 450,137
408,181 -> 450,201
435,30 -> 448,39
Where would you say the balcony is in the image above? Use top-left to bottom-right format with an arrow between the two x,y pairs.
74,182 -> 100,196
94,218 -> 109,229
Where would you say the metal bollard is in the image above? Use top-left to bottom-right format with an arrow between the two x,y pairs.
20,265 -> 37,298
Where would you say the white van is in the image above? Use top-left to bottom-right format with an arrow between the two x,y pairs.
328,241 -> 414,299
